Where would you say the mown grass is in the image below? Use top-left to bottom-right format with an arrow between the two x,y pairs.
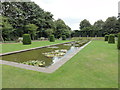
2,40 -> 118,88
1,40 -> 73,53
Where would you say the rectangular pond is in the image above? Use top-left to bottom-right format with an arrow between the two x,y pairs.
1,40 -> 89,67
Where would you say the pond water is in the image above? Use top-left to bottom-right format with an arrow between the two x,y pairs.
1,41 -> 88,67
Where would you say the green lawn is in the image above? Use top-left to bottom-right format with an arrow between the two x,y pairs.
2,40 -> 118,88
1,40 -> 73,53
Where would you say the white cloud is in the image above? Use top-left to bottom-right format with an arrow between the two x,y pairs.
31,0 -> 119,30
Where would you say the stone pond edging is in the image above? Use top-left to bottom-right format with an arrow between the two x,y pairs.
0,41 -> 91,73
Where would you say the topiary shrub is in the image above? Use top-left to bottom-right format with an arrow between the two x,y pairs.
117,33 -> 120,49
114,34 -> 118,37
49,35 -> 55,42
108,34 -> 115,44
104,35 -> 109,41
62,35 -> 66,40
22,34 -> 31,45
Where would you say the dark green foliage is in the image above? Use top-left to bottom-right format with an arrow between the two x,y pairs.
117,33 -> 120,49
79,19 -> 91,29
22,34 -> 31,45
2,1 -> 119,41
54,19 -> 71,39
49,35 -> 55,42
73,16 -> 119,37
62,35 -> 66,40
25,24 -> 38,40
1,2 -> 72,41
103,17 -> 118,34
0,16 -> 13,41
104,35 -> 109,41
108,34 -> 115,44
114,34 -> 118,37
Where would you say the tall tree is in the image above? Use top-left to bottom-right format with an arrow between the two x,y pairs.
0,16 -> 13,41
103,16 -> 117,34
54,19 -> 71,39
25,24 -> 38,40
45,29 -> 54,37
94,20 -> 104,31
79,19 -> 91,30
1,2 -> 56,40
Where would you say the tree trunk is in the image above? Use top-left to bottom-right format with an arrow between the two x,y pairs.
0,33 -> 4,42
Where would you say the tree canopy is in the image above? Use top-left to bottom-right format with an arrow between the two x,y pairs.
79,19 -> 91,30
1,2 -> 71,41
73,17 -> 120,37
54,19 -> 71,39
1,1 -> 119,41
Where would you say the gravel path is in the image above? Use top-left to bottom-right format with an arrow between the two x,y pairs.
0,41 -> 91,73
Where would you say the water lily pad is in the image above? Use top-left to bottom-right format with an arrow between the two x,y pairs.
64,44 -> 71,46
22,60 -> 45,67
42,49 -> 68,58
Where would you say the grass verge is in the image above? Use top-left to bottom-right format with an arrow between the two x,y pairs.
1,40 -> 73,53
2,40 -> 118,88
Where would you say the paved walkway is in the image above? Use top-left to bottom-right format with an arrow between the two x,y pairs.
0,41 -> 91,73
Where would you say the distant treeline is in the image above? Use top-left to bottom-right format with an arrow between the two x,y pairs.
0,1 -> 120,42
72,17 -> 120,37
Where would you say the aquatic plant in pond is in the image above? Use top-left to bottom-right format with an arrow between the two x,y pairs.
2,44 -> 71,67
1,40 -> 90,67
42,49 -> 67,58
64,44 -> 72,46
74,40 -> 89,47
22,60 -> 45,67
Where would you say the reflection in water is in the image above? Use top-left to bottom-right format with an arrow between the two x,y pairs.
52,46 -> 79,64
2,44 -> 71,67
1,41 -> 86,67
53,57 -> 61,63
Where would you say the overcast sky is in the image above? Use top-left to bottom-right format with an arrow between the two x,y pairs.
31,0 -> 119,30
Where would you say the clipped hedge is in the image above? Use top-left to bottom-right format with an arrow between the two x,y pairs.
108,34 -> 115,44
62,35 -> 66,40
104,35 -> 109,41
49,35 -> 55,42
117,33 -> 120,49
22,34 -> 31,45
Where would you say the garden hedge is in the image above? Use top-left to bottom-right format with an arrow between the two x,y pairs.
22,34 -> 31,45
117,33 -> 120,49
108,34 -> 115,44
49,35 -> 55,42
104,35 -> 109,41
62,35 -> 66,40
